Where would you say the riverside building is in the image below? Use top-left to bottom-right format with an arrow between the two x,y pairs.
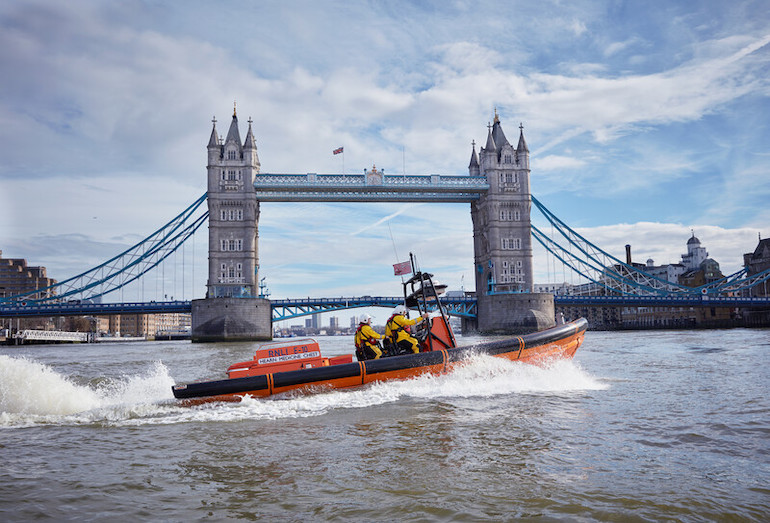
743,237 -> 770,325
0,250 -> 57,302
554,235 -> 737,329
0,250 -> 58,331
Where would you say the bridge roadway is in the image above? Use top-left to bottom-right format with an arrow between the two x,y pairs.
0,297 -> 476,321
253,173 -> 489,202
1,295 -> 769,321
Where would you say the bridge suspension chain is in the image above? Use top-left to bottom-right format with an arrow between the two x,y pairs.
531,196 -> 770,297
4,191 -> 769,307
1,193 -> 209,304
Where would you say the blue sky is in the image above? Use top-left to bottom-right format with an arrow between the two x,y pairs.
1,0 -> 768,321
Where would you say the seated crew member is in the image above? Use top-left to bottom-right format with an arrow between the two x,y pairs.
354,314 -> 383,360
385,305 -> 428,354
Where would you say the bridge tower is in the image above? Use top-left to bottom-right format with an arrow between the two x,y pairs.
469,112 -> 554,334
191,105 -> 271,342
205,105 -> 260,298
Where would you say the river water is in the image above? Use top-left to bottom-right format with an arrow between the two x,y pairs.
1,329 -> 769,521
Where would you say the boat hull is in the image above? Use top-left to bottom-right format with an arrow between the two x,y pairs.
172,318 -> 588,404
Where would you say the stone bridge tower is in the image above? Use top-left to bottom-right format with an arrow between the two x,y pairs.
191,105 -> 271,342
469,112 -> 554,334
205,106 -> 260,299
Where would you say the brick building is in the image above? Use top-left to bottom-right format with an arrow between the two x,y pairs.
0,250 -> 57,302
0,250 -> 59,330
742,237 -> 770,325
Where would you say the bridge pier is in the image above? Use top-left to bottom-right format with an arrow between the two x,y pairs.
191,297 -> 272,342
476,293 -> 555,335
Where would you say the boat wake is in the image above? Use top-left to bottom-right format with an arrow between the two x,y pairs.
0,354 -> 175,428
0,353 -> 606,428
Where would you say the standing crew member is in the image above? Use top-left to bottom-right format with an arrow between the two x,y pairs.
354,314 -> 383,360
385,305 -> 428,354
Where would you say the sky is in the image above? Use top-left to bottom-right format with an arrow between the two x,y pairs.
1,0 -> 769,324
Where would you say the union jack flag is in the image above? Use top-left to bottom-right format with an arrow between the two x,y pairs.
333,147 -> 343,155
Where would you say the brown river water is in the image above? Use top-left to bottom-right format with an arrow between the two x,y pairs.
1,329 -> 769,521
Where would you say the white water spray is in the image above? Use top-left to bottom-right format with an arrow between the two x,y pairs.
1,352 -> 606,428
0,355 -> 176,427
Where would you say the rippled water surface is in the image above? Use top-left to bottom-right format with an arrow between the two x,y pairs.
2,329 -> 769,521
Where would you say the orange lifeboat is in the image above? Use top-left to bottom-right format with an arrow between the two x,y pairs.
172,262 -> 588,404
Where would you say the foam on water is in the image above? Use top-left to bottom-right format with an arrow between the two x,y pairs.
402,352 -> 607,398
1,353 -> 606,428
0,354 -> 176,428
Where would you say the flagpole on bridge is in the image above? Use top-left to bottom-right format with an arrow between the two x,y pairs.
333,146 -> 344,174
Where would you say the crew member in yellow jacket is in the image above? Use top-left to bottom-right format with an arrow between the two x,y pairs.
354,314 -> 383,360
385,305 -> 428,354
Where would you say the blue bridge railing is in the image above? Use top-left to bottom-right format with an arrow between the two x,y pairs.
2,294 -> 769,321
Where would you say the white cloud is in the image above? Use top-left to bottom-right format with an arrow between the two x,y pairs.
603,37 -> 643,57
570,19 -> 588,37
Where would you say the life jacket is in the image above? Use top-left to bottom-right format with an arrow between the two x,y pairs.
386,314 -> 411,340
354,323 -> 365,348
355,323 -> 378,348
355,323 -> 380,361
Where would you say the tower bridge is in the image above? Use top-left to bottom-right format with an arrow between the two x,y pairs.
195,107 -> 545,341
2,107 -> 770,336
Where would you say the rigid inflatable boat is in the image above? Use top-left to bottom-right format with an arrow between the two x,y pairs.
172,268 -> 588,404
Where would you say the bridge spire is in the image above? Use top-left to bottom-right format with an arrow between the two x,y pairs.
491,112 -> 509,149
484,121 -> 496,152
207,116 -> 220,149
224,109 -> 243,156
517,122 -> 528,153
244,117 -> 257,150
468,139 -> 480,175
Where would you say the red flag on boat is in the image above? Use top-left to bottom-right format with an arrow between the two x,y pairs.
393,260 -> 411,276
333,147 -> 343,155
